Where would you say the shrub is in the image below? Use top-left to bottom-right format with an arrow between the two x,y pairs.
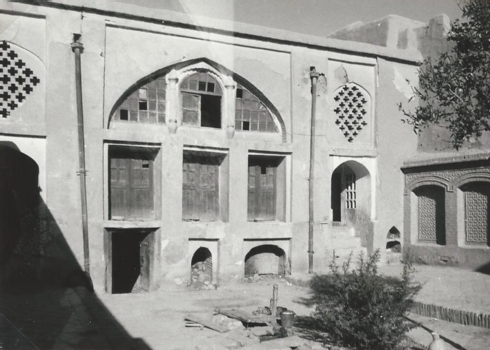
310,249 -> 421,350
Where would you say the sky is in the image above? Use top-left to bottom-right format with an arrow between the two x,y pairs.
113,0 -> 464,37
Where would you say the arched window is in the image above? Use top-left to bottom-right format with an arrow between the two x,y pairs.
331,164 -> 357,222
112,77 -> 167,124
461,182 -> 490,246
180,72 -> 222,128
414,185 -> 446,245
235,84 -> 277,132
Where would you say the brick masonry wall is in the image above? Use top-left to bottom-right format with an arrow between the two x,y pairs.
402,158 -> 490,271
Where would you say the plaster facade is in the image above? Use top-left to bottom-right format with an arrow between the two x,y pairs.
3,0 -> 464,294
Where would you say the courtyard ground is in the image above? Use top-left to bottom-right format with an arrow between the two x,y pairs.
1,264 -> 490,349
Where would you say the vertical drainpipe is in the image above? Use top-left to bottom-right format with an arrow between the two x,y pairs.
71,35 -> 90,278
308,67 -> 320,274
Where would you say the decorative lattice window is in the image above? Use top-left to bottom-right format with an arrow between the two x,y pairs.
235,85 -> 277,132
113,78 -> 166,124
463,183 -> 490,245
333,83 -> 368,142
345,173 -> 356,209
415,185 -> 445,244
0,41 -> 40,119
181,73 -> 222,128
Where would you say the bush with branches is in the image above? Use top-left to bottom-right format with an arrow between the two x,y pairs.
310,250 -> 421,350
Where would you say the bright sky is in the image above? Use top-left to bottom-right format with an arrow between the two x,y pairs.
113,0 -> 463,36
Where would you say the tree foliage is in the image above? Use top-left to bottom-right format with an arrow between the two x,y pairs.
400,0 -> 490,148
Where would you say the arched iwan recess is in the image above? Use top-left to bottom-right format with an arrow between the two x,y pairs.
107,58 -> 287,142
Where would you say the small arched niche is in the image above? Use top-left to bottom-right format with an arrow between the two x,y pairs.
190,247 -> 213,286
244,245 -> 286,277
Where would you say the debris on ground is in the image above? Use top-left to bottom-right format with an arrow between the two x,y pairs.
184,314 -> 230,333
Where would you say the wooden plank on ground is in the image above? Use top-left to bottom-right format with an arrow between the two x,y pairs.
184,314 -> 229,333
215,308 -> 269,325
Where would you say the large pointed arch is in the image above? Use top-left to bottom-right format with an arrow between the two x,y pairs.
107,58 -> 287,142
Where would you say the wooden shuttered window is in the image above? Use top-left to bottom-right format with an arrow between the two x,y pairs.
248,158 -> 278,221
110,150 -> 154,220
182,154 -> 221,221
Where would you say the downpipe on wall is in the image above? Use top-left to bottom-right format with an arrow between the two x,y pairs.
71,34 -> 91,281
308,67 -> 322,274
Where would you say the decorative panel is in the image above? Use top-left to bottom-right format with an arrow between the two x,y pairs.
1,40 -> 41,119
465,185 -> 490,244
416,186 -> 445,243
333,83 -> 368,142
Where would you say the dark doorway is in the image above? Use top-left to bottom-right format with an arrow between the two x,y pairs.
331,171 -> 342,222
111,230 -> 152,294
244,245 -> 286,277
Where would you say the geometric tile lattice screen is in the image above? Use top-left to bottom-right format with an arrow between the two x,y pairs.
333,83 -> 368,142
465,186 -> 490,244
418,193 -> 438,242
0,41 -> 40,118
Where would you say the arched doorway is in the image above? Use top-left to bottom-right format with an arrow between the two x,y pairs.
244,245 -> 286,277
331,161 -> 371,225
0,142 -> 39,290
461,182 -> 490,246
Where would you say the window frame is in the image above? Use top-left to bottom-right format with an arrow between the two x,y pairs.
247,154 -> 286,222
182,148 -> 229,222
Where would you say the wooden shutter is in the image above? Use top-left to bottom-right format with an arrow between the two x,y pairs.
183,155 -> 220,221
129,158 -> 153,219
248,161 -> 276,221
110,153 -> 154,220
182,93 -> 200,126
110,158 -> 129,219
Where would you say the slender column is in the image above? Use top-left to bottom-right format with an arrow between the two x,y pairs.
308,67 -> 320,274
166,69 -> 179,134
71,37 -> 90,277
224,77 -> 236,139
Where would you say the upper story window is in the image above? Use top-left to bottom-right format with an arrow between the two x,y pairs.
112,78 -> 167,124
235,85 -> 277,132
180,73 -> 222,128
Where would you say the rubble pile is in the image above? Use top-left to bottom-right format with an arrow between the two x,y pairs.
191,257 -> 214,290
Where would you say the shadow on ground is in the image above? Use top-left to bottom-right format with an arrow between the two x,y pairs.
0,142 -> 150,350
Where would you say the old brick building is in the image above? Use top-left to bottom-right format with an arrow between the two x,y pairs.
1,1 -> 488,294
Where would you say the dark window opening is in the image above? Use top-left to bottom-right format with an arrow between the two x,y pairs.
181,73 -> 222,129
120,109 -> 129,121
111,230 -> 152,294
139,100 -> 148,111
243,121 -> 250,131
201,95 -> 221,128
236,88 -> 243,99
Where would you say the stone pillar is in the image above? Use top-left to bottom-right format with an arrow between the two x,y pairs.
223,76 -> 236,139
166,69 -> 179,134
